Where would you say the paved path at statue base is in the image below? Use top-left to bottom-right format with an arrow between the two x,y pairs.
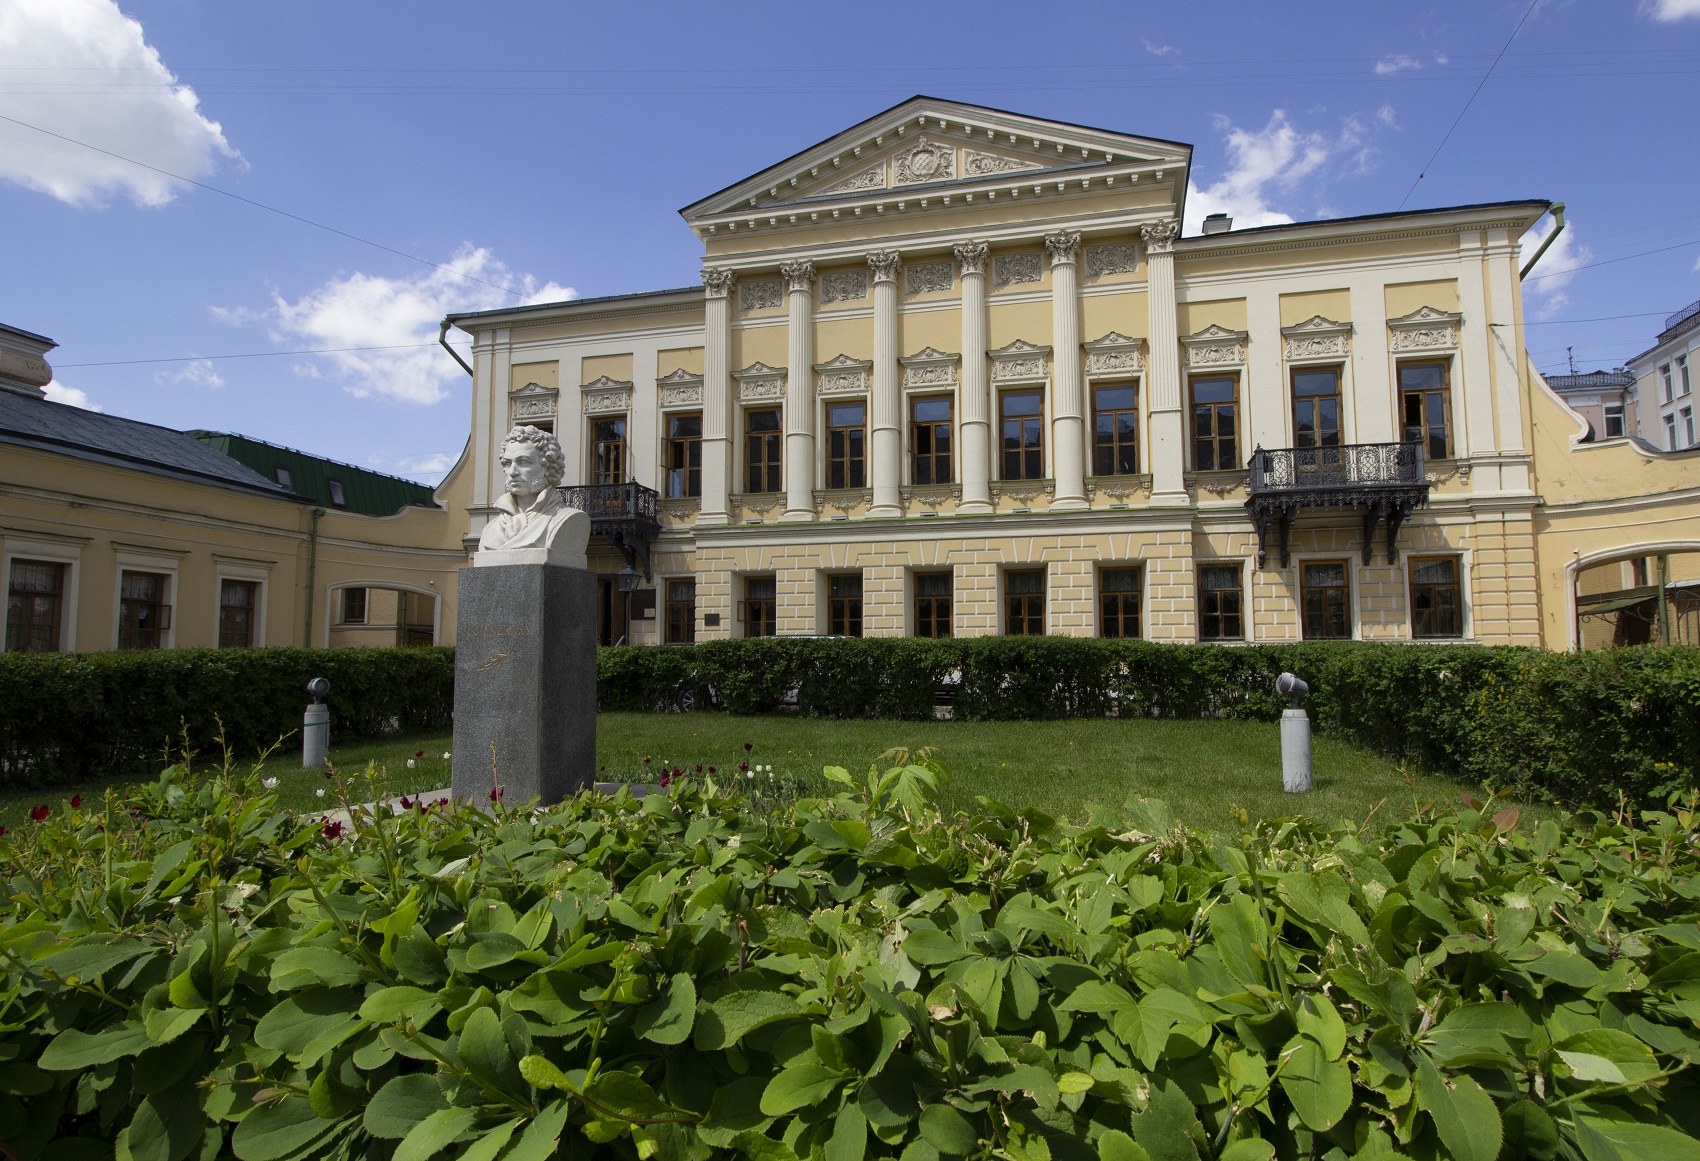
451,563 -> 596,807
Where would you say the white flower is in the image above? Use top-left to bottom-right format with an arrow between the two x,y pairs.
406,759 -> 416,769
315,788 -> 325,798
746,770 -> 754,779
442,752 -> 451,760
261,777 -> 278,790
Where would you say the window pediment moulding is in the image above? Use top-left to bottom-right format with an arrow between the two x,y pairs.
1386,305 -> 1463,352
900,347 -> 960,391
580,376 -> 633,415
734,361 -> 786,403
510,381 -> 560,422
1181,324 -> 1248,369
815,354 -> 872,396
1083,332 -> 1145,379
657,368 -> 705,410
990,339 -> 1051,383
1281,315 -> 1352,363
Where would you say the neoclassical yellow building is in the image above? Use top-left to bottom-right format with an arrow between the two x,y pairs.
431,97 -> 1693,652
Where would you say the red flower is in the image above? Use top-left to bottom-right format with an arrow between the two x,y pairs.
0,826 -> 7,839
708,766 -> 717,774
399,796 -> 413,809
69,795 -> 82,808
744,742 -> 753,752
695,764 -> 702,773
414,750 -> 424,758
643,757 -> 652,764
324,771 -> 333,779
29,805 -> 49,822
659,773 -> 671,788
739,762 -> 749,773
489,787 -> 504,801
322,820 -> 344,840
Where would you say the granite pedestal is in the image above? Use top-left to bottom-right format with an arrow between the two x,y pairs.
451,563 -> 596,806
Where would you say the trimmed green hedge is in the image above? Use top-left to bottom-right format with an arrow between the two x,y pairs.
597,639 -> 1700,807
0,647 -> 455,785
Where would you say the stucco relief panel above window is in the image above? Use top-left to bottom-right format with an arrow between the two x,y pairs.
815,354 -> 872,396
900,347 -> 960,390
819,271 -> 869,304
905,261 -> 954,296
993,252 -> 1043,288
1082,333 -> 1145,377
581,376 -> 633,415
657,369 -> 705,409
739,279 -> 783,312
1181,325 -> 1249,368
733,362 -> 786,403
990,339 -> 1051,383
509,381 -> 559,423
1387,305 -> 1463,352
1281,315 -> 1352,362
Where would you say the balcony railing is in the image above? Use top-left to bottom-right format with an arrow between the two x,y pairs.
1245,441 -> 1429,568
559,481 -> 660,579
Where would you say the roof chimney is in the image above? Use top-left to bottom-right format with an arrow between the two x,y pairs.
1202,212 -> 1232,236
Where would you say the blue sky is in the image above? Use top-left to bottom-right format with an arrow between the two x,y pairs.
3,0 -> 1698,483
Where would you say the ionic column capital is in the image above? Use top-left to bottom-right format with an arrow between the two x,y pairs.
780,260 -> 817,293
953,240 -> 990,276
1140,219 -> 1180,254
1044,231 -> 1081,266
700,267 -> 735,298
867,251 -> 901,283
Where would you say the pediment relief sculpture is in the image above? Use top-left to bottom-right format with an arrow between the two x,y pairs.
1281,315 -> 1353,361
900,347 -> 961,389
1387,305 -> 1463,351
1181,324 -> 1248,368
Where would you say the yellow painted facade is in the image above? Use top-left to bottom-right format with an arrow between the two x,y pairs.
435,98 -> 1699,652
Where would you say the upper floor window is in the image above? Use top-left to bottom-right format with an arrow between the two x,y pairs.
827,402 -> 866,489
592,418 -> 627,485
1292,366 -> 1343,449
1682,406 -> 1696,449
1661,363 -> 1675,403
1667,413 -> 1680,450
1092,383 -> 1139,476
1604,402 -> 1626,439
274,465 -> 293,489
6,559 -> 64,653
119,570 -> 170,650
910,397 -> 952,485
327,479 -> 346,507
1000,389 -> 1044,481
219,579 -> 258,648
1399,362 -> 1452,459
1680,354 -> 1692,397
665,412 -> 702,498
1190,375 -> 1239,470
745,408 -> 782,493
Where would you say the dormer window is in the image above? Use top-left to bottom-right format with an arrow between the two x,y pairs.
274,466 -> 292,489
327,479 -> 346,507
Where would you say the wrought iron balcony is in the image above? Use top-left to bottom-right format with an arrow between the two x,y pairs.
559,481 -> 660,579
1246,442 -> 1429,568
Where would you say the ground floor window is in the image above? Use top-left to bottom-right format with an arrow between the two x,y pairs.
341,587 -> 367,624
1100,567 -> 1142,639
119,570 -> 170,649
665,578 -> 696,644
1005,569 -> 1045,635
6,559 -> 64,653
914,572 -> 951,638
1301,561 -> 1351,639
828,574 -> 863,637
741,576 -> 776,638
1198,565 -> 1243,641
219,579 -> 258,648
1410,557 -> 1462,638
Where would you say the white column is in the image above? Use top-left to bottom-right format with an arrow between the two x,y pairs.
1142,220 -> 1187,505
781,260 -> 817,521
1047,232 -> 1086,509
868,251 -> 902,518
955,241 -> 992,514
699,268 -> 734,525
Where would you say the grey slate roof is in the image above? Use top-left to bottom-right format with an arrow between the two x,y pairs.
0,391 -> 305,501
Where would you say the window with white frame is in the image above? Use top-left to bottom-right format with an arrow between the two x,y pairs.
1668,413 -> 1680,450
1680,355 -> 1692,398
1683,406 -> 1696,449
1604,402 -> 1626,438
1661,363 -> 1675,403
3,538 -> 80,653
114,551 -> 179,650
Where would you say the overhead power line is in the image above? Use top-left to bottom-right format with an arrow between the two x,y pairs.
56,342 -> 468,369
0,113 -> 526,301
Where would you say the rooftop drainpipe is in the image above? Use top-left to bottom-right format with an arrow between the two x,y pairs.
438,319 -> 474,377
303,506 -> 325,647
1519,202 -> 1566,280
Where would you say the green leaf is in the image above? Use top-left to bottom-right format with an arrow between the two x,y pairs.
123,1089 -> 203,1161
1555,1029 -> 1660,1083
1218,1142 -> 1274,1161
1208,893 -> 1269,990
1129,1077 -> 1204,1161
1058,1072 -> 1096,1095
1557,1051 -> 1627,1083
903,928 -> 971,966
826,1101 -> 867,1161
1414,1055 -> 1502,1161
1278,1037 -> 1351,1132
761,1064 -> 846,1116
1276,871 -> 1369,946
39,1024 -> 153,1071
252,990 -> 364,1059
1574,1116 -> 1700,1161
503,1100 -> 571,1161
582,1071 -> 692,1122
634,973 -> 696,1045
918,1104 -> 977,1156
1057,980 -> 1135,1012
822,766 -> 855,787
363,1075 -> 448,1140
1096,1129 -> 1151,1161
268,946 -> 362,990
1501,1101 -> 1560,1161
41,940 -> 154,983
694,989 -> 799,1050
519,1054 -> 573,1092
142,1006 -> 204,1047
359,986 -> 439,1026
393,1107 -> 476,1161
230,1097 -> 334,1161
730,1130 -> 801,1161
1295,994 -> 1346,1060
457,1007 -> 526,1100
1527,951 -> 1604,988
455,1119 -> 518,1161
702,1076 -> 771,1144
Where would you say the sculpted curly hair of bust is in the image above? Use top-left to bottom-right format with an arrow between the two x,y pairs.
501,425 -> 566,488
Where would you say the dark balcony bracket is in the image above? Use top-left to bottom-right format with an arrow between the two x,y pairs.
559,482 -> 661,581
1246,443 -> 1429,569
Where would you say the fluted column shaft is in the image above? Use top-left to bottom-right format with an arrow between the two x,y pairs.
1142,220 -> 1186,504
868,252 -> 902,517
699,268 -> 734,525
955,241 -> 991,513
1047,232 -> 1087,510
781,261 -> 817,521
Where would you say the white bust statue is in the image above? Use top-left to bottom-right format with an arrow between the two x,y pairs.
473,426 -> 590,568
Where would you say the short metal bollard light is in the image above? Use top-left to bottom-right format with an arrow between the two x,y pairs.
1276,672 -> 1312,794
302,677 -> 331,769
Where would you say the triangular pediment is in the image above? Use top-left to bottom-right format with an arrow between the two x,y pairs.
682,96 -> 1192,221
657,368 -> 703,385
510,380 -> 556,397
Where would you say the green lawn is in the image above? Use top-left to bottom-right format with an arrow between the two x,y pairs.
1,711 -> 1529,832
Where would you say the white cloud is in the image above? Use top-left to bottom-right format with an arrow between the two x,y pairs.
237,246 -> 574,406
1184,110 -> 1343,234
0,0 -> 237,206
43,380 -> 101,410
388,451 -> 458,484
1520,216 -> 1593,321
1143,39 -> 1178,56
153,358 -> 223,390
1646,0 -> 1700,21
1375,54 -> 1423,75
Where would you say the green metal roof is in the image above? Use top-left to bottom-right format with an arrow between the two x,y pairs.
188,431 -> 440,516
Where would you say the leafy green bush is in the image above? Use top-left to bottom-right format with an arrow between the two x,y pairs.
598,640 -> 1699,807
6,759 -> 1700,1160
0,647 -> 454,786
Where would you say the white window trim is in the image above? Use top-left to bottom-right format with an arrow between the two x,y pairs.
113,546 -> 184,650
1678,354 -> 1691,398
2,533 -> 86,652
213,557 -> 272,648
